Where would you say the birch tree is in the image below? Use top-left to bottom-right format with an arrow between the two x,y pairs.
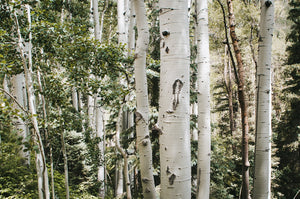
195,0 -> 211,197
159,0 -> 191,197
253,0 -> 274,198
133,0 -> 156,198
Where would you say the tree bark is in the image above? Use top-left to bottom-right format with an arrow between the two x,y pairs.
159,0 -> 191,198
195,0 -> 211,198
133,0 -> 156,198
13,4 -> 50,199
61,130 -> 70,199
11,73 -> 30,163
253,0 -> 274,198
115,105 -> 132,199
226,0 -> 250,198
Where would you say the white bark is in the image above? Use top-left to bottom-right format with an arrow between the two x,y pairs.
128,0 -> 136,54
96,104 -> 105,198
61,130 -> 70,199
159,0 -> 191,198
11,73 -> 30,162
72,87 -> 78,111
13,4 -> 50,198
118,0 -> 127,44
115,105 -> 132,199
195,0 -> 211,198
253,0 -> 274,198
133,0 -> 156,198
92,0 -> 101,40
91,1 -> 106,197
115,160 -> 124,197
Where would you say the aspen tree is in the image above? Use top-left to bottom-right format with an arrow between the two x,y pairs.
195,0 -> 211,197
159,0 -> 191,198
11,73 -> 30,163
253,0 -> 274,198
91,0 -> 106,197
133,0 -> 156,198
12,4 -> 50,199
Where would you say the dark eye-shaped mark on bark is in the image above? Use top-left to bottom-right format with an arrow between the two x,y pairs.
172,79 -> 183,110
169,174 -> 176,185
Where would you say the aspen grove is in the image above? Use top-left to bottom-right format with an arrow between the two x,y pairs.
0,0 -> 299,199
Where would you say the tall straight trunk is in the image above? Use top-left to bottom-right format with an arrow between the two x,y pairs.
11,73 -> 30,163
195,0 -> 211,198
226,0 -> 250,198
37,67 -> 56,199
159,0 -> 191,198
224,45 -> 235,135
115,159 -> 124,197
118,0 -> 127,44
13,5 -> 50,199
253,0 -> 274,198
61,130 -> 70,199
92,1 -> 106,197
133,0 -> 156,198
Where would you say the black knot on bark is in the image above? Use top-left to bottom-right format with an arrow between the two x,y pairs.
265,0 -> 272,7
162,31 -> 170,37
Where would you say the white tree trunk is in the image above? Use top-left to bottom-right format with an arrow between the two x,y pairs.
72,87 -> 78,111
115,160 -> 124,197
61,130 -> 70,199
11,73 -> 30,163
91,1 -> 106,197
159,0 -> 191,198
253,0 -> 274,198
118,0 -> 127,45
12,4 -> 50,199
115,105 -> 132,199
195,0 -> 211,198
133,0 -> 156,198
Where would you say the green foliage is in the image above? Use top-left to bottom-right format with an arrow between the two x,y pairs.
273,64 -> 300,199
0,93 -> 38,198
286,0 -> 300,65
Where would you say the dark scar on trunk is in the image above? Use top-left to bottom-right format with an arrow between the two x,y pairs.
172,79 -> 183,110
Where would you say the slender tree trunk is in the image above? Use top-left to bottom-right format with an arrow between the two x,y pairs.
115,105 -> 132,199
13,4 -> 50,199
36,67 -> 56,199
61,130 -> 70,199
92,1 -> 106,197
226,0 -> 250,198
159,0 -> 191,198
253,1 -> 274,198
115,159 -> 124,197
133,0 -> 156,198
195,0 -> 211,198
118,0 -> 127,45
224,45 -> 236,135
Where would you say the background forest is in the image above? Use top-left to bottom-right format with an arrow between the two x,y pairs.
0,0 -> 299,198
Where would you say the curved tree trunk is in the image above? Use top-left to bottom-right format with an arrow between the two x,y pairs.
195,0 -> 211,198
159,0 -> 191,198
115,105 -> 132,199
226,0 -> 250,198
253,0 -> 274,198
133,0 -> 156,198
